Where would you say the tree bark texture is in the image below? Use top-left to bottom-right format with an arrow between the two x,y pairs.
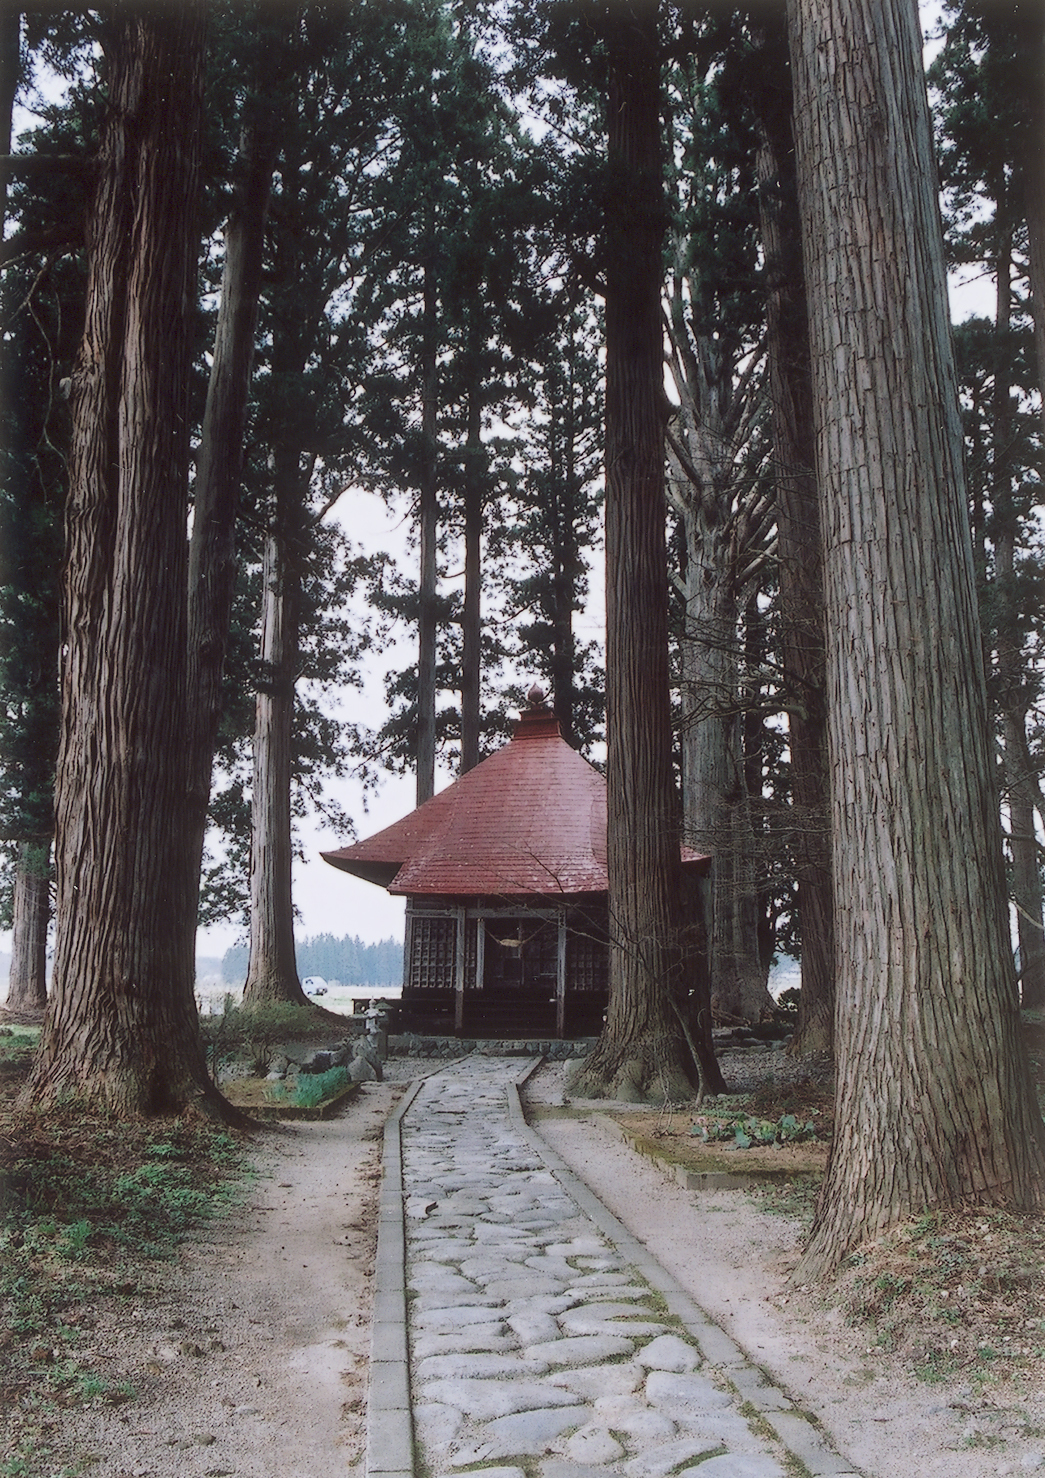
550,373 -> 580,751
22,8 -> 219,1115
460,374 -> 482,774
787,0 -> 1045,1274
241,507 -> 308,1008
990,225 -> 1045,1012
186,65 -> 279,937
1002,709 -> 1045,1010
570,0 -> 713,1104
416,253 -> 438,805
676,466 -> 772,1026
751,19 -> 834,1057
5,840 -> 49,1015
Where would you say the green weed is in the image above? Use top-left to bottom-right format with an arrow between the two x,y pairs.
292,1065 -> 350,1108
690,1111 -> 818,1149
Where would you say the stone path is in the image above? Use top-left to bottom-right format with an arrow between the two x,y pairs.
367,1057 -> 862,1478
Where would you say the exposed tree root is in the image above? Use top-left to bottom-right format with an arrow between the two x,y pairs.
567,1028 -> 699,1104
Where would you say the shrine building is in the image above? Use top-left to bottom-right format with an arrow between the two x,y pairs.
321,689 -> 710,1039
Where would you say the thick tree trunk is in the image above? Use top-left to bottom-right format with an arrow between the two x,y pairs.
570,0 -> 720,1104
241,512 -> 308,1009
546,327 -> 582,748
751,19 -> 834,1057
990,229 -> 1045,1012
22,8 -> 224,1116
5,840 -> 48,1015
551,396 -> 579,751
787,0 -> 1045,1275
416,255 -> 438,805
677,486 -> 772,1025
460,376 -> 482,774
186,75 -> 278,933
1002,710 -> 1045,1010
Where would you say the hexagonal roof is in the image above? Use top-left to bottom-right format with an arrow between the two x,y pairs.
321,698 -> 709,898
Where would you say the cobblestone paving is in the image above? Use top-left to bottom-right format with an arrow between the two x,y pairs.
393,1057 -> 856,1478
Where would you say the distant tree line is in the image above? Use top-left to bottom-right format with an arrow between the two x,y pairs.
220,934 -> 402,990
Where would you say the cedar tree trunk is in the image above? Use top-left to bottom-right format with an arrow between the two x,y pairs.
241,506 -> 308,1008
460,372 -> 482,774
751,17 -> 834,1057
5,840 -> 49,1015
416,251 -> 438,805
787,0 -> 1045,1275
186,81 -> 278,928
569,0 -> 718,1104
676,478 -> 772,1026
550,363 -> 579,749
22,8 -> 222,1116
990,223 -> 1045,1011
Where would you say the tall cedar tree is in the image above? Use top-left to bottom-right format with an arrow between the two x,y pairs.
663,48 -> 776,1029
786,0 -> 1045,1274
240,4 -> 401,1004
569,0 -> 722,1103
930,4 -> 1045,1011
745,15 -> 834,1055
359,8 -> 534,789
0,12 -> 89,1014
505,297 -> 605,753
186,10 -> 281,969
21,7 -> 227,1116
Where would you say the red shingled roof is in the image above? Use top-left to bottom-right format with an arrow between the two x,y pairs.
321,701 -> 709,898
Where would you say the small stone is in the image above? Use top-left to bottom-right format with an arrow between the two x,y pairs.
416,1353 -> 550,1381
424,1377 -> 580,1419
509,1312 -> 560,1345
545,1362 -> 644,1400
348,1055 -> 378,1083
680,1457 -> 786,1478
413,1402 -> 465,1451
527,1334 -> 635,1366
563,1425 -> 626,1464
415,1305 -> 509,1332
462,1405 -> 589,1457
624,1436 -> 723,1478
646,1368 -> 734,1416
637,1334 -> 701,1372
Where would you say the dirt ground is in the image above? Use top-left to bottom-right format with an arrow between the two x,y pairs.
3,1080 -> 399,1478
4,1053 -> 1044,1478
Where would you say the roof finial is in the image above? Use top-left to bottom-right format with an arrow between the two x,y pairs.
526,682 -> 548,710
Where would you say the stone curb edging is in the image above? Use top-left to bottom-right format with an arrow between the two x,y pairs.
511,1066 -> 864,1478
366,1074 -> 427,1478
